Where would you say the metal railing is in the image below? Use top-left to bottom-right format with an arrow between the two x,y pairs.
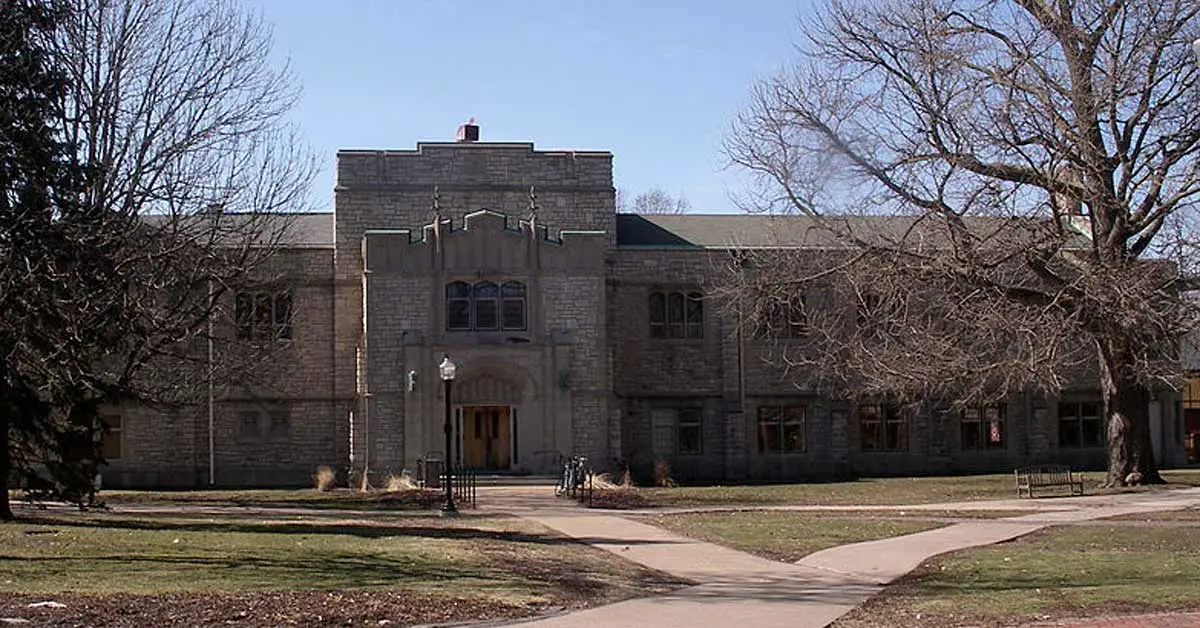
414,455 -> 476,508
452,467 -> 477,508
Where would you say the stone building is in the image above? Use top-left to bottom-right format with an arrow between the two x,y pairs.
99,126 -> 1191,487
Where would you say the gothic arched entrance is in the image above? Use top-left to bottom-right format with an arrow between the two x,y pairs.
451,368 -> 528,470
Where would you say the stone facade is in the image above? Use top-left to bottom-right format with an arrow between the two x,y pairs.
99,132 -> 1190,488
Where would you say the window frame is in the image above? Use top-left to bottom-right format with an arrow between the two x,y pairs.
445,279 -> 527,332
1058,400 -> 1105,449
651,407 -> 704,456
446,281 -> 472,331
500,281 -> 527,331
960,404 -> 1007,451
472,281 -> 500,331
648,289 -> 704,340
860,403 -> 909,452
99,413 -> 122,461
757,293 -> 809,339
756,404 -> 807,454
235,290 -> 293,341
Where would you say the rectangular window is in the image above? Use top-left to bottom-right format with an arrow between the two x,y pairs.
651,408 -> 703,456
758,295 -> 808,339
100,414 -> 122,460
238,410 -> 260,439
961,405 -> 1006,450
677,408 -> 703,455
235,291 -> 293,340
649,290 -> 704,340
860,404 -> 908,451
757,405 -> 806,453
268,409 -> 290,439
651,409 -> 676,456
1059,401 -> 1103,448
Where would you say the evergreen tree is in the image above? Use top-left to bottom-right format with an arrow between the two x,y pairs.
0,0 -> 92,520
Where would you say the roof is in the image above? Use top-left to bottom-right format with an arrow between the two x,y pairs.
141,211 -> 335,248
278,212 -> 334,247
615,213 -> 1044,249
208,211 -> 334,248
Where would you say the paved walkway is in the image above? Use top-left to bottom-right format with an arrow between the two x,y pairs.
479,486 -> 1200,628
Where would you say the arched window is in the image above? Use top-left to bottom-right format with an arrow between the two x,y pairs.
501,281 -> 526,330
648,290 -> 703,339
473,281 -> 499,330
446,282 -> 472,330
667,292 -> 685,338
649,292 -> 667,338
446,280 -> 529,332
685,292 -> 704,339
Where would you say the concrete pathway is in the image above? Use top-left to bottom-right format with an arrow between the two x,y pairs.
490,486 -> 1200,628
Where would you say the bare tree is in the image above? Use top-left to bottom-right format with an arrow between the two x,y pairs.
621,187 -> 692,214
724,0 -> 1200,485
1,0 -> 315,518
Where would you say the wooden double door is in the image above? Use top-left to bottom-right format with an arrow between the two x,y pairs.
460,405 -> 511,470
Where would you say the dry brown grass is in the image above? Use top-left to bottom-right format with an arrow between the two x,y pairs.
385,473 -> 418,491
653,459 -> 677,488
313,466 -> 336,492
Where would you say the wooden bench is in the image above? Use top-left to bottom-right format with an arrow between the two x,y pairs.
1014,464 -> 1084,498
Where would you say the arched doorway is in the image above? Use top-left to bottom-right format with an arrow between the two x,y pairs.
451,369 -> 527,471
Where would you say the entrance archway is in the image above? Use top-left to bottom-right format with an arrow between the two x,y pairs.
451,366 -> 530,471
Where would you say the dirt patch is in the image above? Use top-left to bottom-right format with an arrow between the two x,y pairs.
0,591 -> 547,627
586,489 -> 652,510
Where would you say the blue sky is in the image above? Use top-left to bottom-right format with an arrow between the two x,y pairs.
249,0 -> 809,212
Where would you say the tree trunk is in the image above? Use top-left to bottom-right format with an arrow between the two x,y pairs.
1098,338 -> 1164,487
1,404 -> 12,521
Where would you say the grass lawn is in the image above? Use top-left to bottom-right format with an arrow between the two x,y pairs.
1105,505 -> 1200,522
614,475 -> 1021,508
832,524 -> 1200,627
595,468 -> 1200,510
640,511 -> 945,562
0,510 -> 683,627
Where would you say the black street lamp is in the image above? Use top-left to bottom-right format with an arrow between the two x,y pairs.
438,354 -> 458,515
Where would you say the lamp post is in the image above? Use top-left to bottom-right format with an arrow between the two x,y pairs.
438,354 -> 458,515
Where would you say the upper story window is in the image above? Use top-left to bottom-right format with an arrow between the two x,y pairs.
757,294 -> 808,339
446,280 -> 527,332
235,291 -> 293,340
649,290 -> 703,339
856,293 -> 900,338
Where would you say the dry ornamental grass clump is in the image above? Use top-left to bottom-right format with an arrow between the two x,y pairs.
313,466 -> 336,492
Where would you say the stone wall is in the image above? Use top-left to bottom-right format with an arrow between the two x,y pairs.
102,247 -> 347,488
346,142 -> 615,478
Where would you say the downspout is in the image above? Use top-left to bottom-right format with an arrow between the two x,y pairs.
207,278 -> 215,486
737,306 -> 747,480
361,238 -> 371,484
